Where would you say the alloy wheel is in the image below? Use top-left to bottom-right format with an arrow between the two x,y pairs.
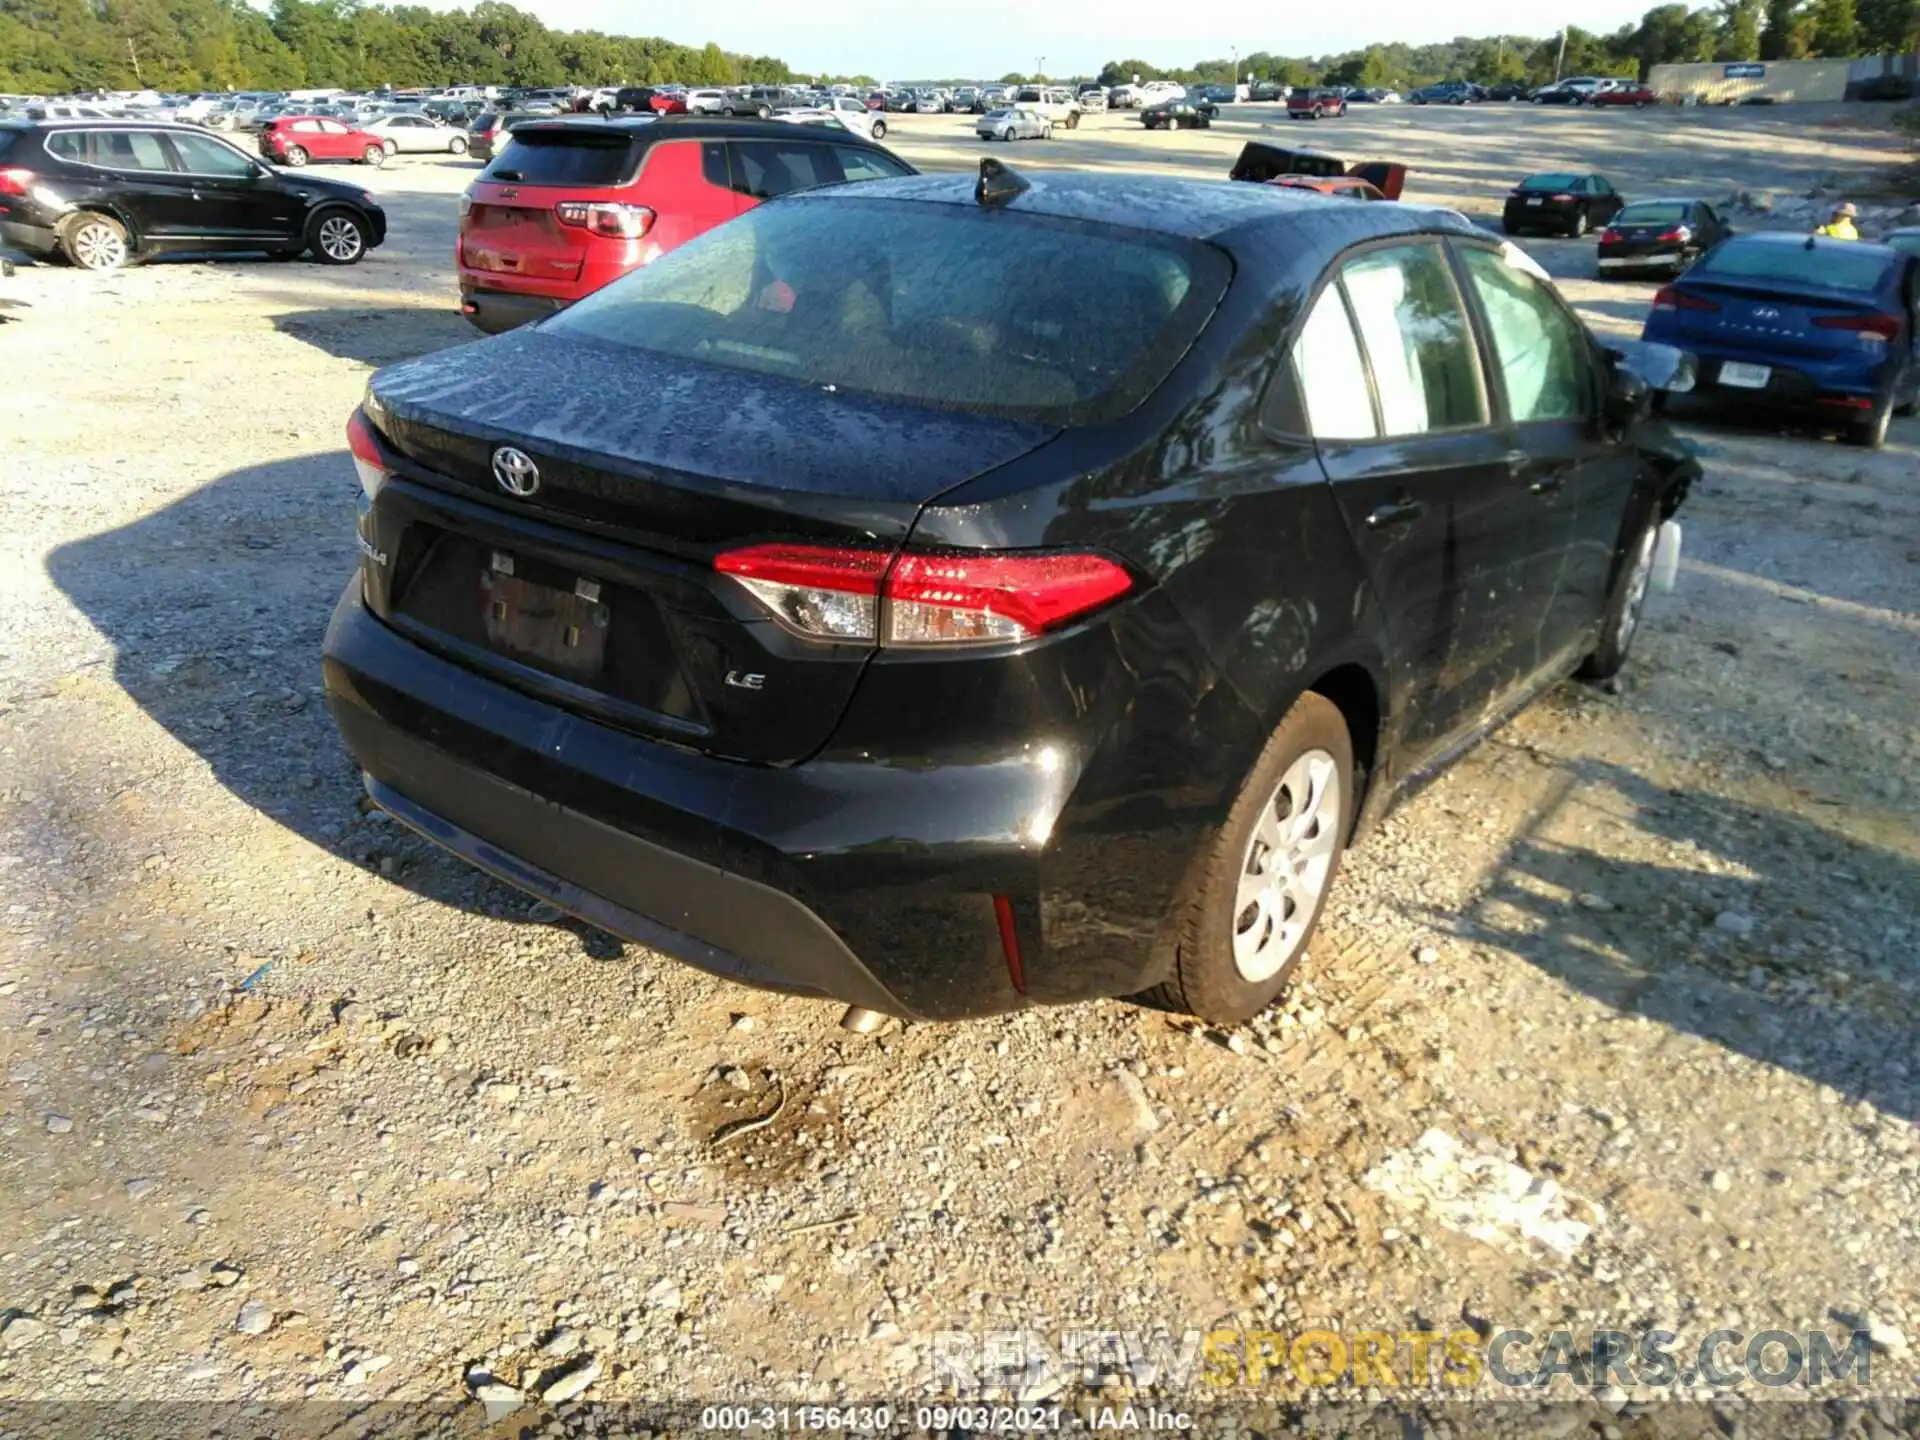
317,215 -> 364,262
70,218 -> 128,271
1232,749 -> 1342,982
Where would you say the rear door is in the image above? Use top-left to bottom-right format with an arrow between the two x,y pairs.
1295,240 -> 1533,766
1454,239 -> 1625,677
56,128 -> 200,239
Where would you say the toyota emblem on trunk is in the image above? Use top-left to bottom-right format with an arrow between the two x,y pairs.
491,446 -> 540,497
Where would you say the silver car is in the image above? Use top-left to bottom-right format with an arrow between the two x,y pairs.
976,106 -> 1051,141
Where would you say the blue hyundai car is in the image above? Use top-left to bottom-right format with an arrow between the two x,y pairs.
1641,232 -> 1920,448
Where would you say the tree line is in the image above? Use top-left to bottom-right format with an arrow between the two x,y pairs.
0,0 -> 797,95
1092,0 -> 1918,91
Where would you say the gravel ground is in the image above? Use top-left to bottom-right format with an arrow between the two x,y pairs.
1,105 -> 1916,1434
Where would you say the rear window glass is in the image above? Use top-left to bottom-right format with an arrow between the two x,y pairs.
1694,239 -> 1889,291
1519,174 -> 1583,191
543,197 -> 1229,425
1615,203 -> 1689,224
486,130 -> 635,185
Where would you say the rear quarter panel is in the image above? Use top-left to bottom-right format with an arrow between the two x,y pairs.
900,236 -> 1391,990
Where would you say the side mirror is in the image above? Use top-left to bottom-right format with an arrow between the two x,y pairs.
1606,339 -> 1697,398
1605,363 -> 1651,431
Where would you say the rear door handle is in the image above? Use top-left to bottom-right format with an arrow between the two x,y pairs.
1366,499 -> 1427,529
1507,450 -> 1569,495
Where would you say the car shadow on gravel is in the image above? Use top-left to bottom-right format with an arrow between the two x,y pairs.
44,451 -> 622,953
271,307 -> 478,366
1433,750 -> 1920,1122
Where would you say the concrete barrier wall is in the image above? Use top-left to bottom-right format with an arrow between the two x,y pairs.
1648,58 -> 1857,103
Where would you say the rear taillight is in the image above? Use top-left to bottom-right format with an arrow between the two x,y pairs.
714,544 -> 1135,647
346,409 -> 389,498
1651,287 -> 1718,313
0,168 -> 34,197
1599,227 -> 1622,244
1814,312 -> 1901,342
1656,225 -> 1692,243
554,201 -> 655,238
1551,193 -> 1574,203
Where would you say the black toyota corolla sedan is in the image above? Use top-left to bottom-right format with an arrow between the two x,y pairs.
323,164 -> 1696,1026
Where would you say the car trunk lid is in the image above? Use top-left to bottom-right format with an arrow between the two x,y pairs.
364,329 -> 1061,764
1667,277 -> 1893,360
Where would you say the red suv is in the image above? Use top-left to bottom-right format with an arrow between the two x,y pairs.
456,116 -> 917,333
258,116 -> 388,168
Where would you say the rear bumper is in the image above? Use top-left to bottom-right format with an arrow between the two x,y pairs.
322,578 -> 1095,1021
1656,342 -> 1894,410
0,218 -> 58,255
460,286 -> 568,334
1597,248 -> 1683,271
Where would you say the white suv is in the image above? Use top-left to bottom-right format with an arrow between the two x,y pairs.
1014,86 -> 1083,129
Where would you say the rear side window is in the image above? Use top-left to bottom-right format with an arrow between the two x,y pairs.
1340,244 -> 1486,434
729,141 -> 837,199
0,130 -> 16,160
486,131 -> 635,185
1290,286 -> 1378,440
543,196 -> 1229,426
1459,246 -> 1590,423
835,149 -> 914,184
55,129 -> 175,171
1694,240 -> 1888,291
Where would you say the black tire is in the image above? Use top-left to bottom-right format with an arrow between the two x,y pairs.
361,145 -> 385,167
307,207 -> 369,265
1570,210 -> 1589,238
870,120 -> 886,140
1067,112 -> 1079,128
285,144 -> 309,167
381,138 -> 398,156
62,212 -> 132,271
1848,402 -> 1891,449
1147,693 -> 1354,1025
449,134 -> 468,154
1577,519 -> 1658,681
755,104 -> 771,118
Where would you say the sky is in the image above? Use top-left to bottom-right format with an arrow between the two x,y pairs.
519,0 -> 1660,77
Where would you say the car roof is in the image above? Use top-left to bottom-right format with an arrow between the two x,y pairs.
784,170 -> 1474,246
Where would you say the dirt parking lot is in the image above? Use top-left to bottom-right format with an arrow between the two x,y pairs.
2,104 -> 1918,1431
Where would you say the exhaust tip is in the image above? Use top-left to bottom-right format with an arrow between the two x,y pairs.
838,1005 -> 886,1034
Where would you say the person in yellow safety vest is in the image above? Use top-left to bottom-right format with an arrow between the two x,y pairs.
1814,201 -> 1860,240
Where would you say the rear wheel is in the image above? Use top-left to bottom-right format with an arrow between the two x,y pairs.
1148,693 -> 1353,1025
756,104 -> 771,118
448,134 -> 468,154
1570,210 -> 1589,237
1848,401 -> 1892,449
1067,112 -> 1079,128
63,213 -> 131,271
870,120 -> 886,139
284,144 -> 309,167
308,208 -> 369,265
1577,519 -> 1658,681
